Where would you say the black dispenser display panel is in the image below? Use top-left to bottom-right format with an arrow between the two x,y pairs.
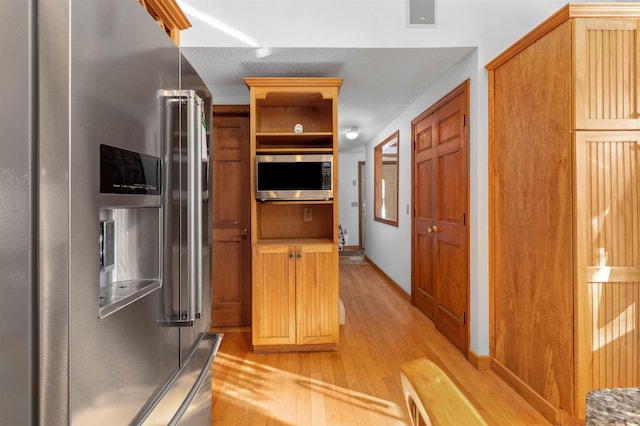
100,144 -> 161,195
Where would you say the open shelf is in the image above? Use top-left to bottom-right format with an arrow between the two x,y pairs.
255,97 -> 333,134
256,132 -> 333,151
257,202 -> 334,240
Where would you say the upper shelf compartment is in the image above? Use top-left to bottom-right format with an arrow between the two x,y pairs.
255,93 -> 333,134
245,78 -> 343,151
245,77 -> 342,136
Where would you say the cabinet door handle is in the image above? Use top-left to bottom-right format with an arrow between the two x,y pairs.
240,228 -> 248,238
297,254 -> 302,259
427,225 -> 438,233
289,253 -> 295,259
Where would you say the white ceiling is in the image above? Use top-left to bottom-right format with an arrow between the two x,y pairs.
182,46 -> 475,152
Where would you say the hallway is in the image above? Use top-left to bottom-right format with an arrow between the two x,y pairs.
209,261 -> 550,425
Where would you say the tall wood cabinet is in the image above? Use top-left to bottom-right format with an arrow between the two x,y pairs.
245,78 -> 342,352
487,4 -> 640,423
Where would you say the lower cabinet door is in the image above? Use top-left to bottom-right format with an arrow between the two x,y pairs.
252,242 -> 339,348
295,243 -> 339,345
252,244 -> 296,346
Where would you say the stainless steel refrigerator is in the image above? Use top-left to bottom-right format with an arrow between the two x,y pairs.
0,0 -> 221,424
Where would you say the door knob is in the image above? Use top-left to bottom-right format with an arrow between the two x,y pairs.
427,225 -> 438,233
240,228 -> 248,237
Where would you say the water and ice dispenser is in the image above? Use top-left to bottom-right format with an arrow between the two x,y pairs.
98,144 -> 162,318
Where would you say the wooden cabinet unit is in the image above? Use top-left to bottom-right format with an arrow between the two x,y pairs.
245,78 -> 342,352
487,4 -> 640,423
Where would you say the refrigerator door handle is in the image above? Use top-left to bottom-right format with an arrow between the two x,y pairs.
132,332 -> 223,425
168,332 -> 221,425
157,90 -> 204,327
187,95 -> 203,321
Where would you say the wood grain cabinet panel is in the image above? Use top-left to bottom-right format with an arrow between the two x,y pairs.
295,244 -> 339,345
575,131 -> 640,401
252,244 -> 296,346
574,18 -> 640,130
487,4 -> 640,423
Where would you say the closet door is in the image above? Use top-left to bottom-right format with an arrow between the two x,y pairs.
432,89 -> 469,353
412,81 -> 470,354
413,110 -> 437,320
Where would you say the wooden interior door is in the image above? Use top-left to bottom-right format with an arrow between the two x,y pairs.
211,106 -> 251,327
412,81 -> 470,354
358,161 -> 366,249
413,111 -> 436,320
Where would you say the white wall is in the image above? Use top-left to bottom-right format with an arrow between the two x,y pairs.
179,0 -> 610,356
338,152 -> 365,248
363,49 -> 486,352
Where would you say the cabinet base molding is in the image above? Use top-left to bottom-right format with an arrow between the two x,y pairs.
468,350 -> 491,370
491,359 -> 566,425
252,343 -> 338,354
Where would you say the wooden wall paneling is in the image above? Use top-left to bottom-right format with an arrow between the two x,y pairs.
490,20 -> 574,414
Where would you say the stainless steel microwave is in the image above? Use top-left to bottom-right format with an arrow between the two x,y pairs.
255,154 -> 333,201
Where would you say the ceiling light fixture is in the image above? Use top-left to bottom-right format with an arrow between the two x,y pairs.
345,127 -> 359,140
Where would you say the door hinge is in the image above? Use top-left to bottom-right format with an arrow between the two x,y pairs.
463,312 -> 466,324
462,213 -> 466,225
462,114 -> 466,127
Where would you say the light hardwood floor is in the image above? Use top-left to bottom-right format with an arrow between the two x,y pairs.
209,257 -> 551,425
